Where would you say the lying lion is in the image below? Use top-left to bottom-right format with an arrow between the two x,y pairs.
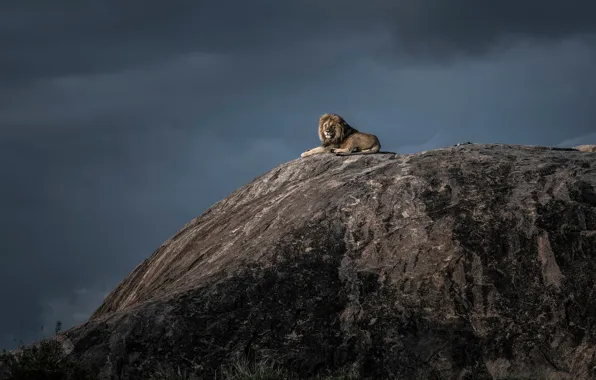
301,113 -> 381,158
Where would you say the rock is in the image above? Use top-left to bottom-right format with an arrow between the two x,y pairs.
574,145 -> 596,153
8,144 -> 596,379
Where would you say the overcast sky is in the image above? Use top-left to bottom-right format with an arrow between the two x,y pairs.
1,1 -> 596,349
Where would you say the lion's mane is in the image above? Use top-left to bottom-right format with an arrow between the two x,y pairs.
318,113 -> 358,147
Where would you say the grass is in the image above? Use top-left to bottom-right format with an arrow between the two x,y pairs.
1,320 -> 354,380
153,360 -> 540,380
0,339 -> 98,380
151,358 -> 358,380
0,320 -> 97,380
0,321 -> 541,380
1,346 -> 356,380
0,344 -> 544,380
219,358 -> 293,380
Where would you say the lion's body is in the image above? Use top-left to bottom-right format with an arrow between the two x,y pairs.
301,113 -> 381,158
574,145 -> 596,152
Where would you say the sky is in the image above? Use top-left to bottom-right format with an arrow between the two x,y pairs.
1,1 -> 595,349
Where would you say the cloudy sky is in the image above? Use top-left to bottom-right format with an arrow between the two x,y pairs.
1,0 -> 595,348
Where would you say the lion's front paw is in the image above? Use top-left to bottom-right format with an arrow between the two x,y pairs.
300,152 -> 309,158
329,148 -> 337,153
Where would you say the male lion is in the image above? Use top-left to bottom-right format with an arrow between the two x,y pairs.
300,113 -> 381,158
574,144 -> 596,152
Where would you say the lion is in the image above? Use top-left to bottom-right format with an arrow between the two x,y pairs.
574,145 -> 596,152
300,113 -> 381,158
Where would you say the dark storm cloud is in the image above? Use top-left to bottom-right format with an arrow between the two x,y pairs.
1,0 -> 595,350
2,0 -> 596,82
386,0 -> 596,59
0,0 -> 353,82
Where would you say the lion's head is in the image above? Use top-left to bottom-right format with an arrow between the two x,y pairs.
318,113 -> 358,146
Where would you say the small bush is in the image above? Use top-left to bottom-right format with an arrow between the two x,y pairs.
150,364 -> 203,380
219,358 -> 293,380
0,339 -> 97,380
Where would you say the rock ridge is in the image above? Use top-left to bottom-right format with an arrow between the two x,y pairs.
10,144 -> 596,379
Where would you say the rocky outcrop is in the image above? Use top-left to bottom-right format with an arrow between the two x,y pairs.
574,144 -> 596,153
12,144 -> 596,379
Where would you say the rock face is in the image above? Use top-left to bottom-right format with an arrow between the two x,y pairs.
34,145 -> 596,379
574,144 -> 596,153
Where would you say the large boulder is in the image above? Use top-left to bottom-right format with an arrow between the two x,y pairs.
14,144 -> 596,379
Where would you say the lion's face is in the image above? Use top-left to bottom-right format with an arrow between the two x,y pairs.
319,114 -> 345,144
322,124 -> 338,140
318,113 -> 356,146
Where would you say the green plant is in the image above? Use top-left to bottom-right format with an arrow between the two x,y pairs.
219,358 -> 294,380
150,364 -> 203,380
54,321 -> 63,336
